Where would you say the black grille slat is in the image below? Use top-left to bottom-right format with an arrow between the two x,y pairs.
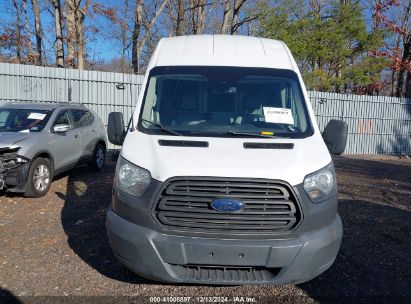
171,183 -> 285,190
160,217 -> 294,228
162,197 -> 293,206
171,186 -> 285,195
171,264 -> 281,282
153,177 -> 301,234
170,181 -> 289,190
165,219 -> 293,226
159,220 -> 293,230
163,217 -> 293,225
160,197 -> 295,212
165,191 -> 288,199
159,207 -> 293,215
158,204 -> 295,215
161,199 -> 295,206
159,211 -> 295,219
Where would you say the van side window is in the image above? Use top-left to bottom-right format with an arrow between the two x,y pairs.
53,110 -> 72,129
72,109 -> 94,128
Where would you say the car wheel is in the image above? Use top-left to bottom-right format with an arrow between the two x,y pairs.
90,143 -> 106,171
24,158 -> 53,197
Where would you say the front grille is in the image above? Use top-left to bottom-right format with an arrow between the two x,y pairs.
170,264 -> 281,282
153,177 -> 301,234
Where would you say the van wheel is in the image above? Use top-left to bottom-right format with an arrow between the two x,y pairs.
24,158 -> 53,198
90,143 -> 106,171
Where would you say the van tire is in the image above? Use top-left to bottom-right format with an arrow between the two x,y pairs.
90,142 -> 106,171
24,158 -> 53,198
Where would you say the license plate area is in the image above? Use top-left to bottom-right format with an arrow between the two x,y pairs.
155,238 -> 300,268
182,244 -> 270,266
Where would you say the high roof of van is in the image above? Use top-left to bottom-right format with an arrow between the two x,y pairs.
152,35 -> 295,71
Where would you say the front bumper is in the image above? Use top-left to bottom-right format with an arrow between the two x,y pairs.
107,208 -> 343,285
0,162 -> 29,192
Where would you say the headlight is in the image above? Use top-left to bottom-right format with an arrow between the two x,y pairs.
16,156 -> 29,163
303,163 -> 337,202
114,156 -> 151,197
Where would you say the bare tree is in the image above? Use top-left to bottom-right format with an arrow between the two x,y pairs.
163,0 -> 177,36
31,0 -> 44,65
13,0 -> 22,62
175,0 -> 186,35
50,0 -> 64,67
231,0 -> 244,33
220,0 -> 232,34
163,0 -> 188,36
132,0 -> 144,73
65,0 -> 76,67
309,0 -> 323,16
189,0 -> 207,34
121,0 -> 129,73
132,0 -> 168,73
75,0 -> 91,70
220,0 -> 253,35
395,2 -> 411,97
397,32 -> 411,97
65,0 -> 90,69
231,0 -> 256,34
406,65 -> 411,98
22,0 -> 34,61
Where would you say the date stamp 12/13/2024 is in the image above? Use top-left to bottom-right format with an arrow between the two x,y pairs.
149,296 -> 258,303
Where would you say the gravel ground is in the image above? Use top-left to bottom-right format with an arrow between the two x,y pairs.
0,155 -> 410,304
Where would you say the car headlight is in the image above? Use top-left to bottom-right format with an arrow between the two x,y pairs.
114,156 -> 151,197
303,163 -> 337,202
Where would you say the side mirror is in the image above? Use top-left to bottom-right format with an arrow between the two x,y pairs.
108,112 -> 126,145
322,119 -> 348,155
53,124 -> 70,133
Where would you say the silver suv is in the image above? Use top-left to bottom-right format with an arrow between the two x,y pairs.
0,102 -> 107,197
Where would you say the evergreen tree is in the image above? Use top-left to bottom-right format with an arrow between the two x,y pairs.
258,0 -> 388,94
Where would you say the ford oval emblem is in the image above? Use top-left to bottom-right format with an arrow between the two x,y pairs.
211,199 -> 245,212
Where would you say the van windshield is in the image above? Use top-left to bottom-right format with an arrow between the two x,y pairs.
138,66 -> 313,138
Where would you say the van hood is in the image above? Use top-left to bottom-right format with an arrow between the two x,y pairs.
121,132 -> 332,186
0,132 -> 32,148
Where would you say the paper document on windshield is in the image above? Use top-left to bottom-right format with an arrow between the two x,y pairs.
263,107 -> 294,125
27,113 -> 46,120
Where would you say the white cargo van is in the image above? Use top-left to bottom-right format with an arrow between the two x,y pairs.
106,35 -> 348,285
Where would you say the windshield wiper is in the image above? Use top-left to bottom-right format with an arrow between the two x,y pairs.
226,131 -> 282,138
141,119 -> 183,136
184,130 -> 287,138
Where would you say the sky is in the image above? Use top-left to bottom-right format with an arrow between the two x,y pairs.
0,0 -> 125,64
